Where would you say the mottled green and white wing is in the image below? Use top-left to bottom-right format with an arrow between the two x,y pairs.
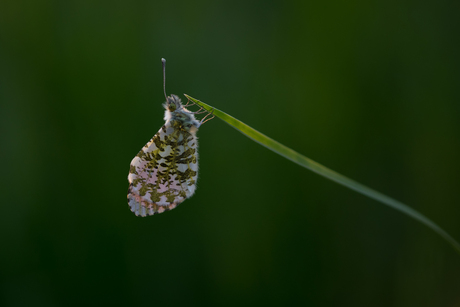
127,122 -> 198,216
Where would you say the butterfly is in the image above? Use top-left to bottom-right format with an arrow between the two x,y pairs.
127,59 -> 213,216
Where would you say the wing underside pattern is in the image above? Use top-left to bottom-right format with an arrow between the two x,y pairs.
127,121 -> 198,216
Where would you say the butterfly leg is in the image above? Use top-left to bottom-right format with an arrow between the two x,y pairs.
192,108 -> 209,114
200,108 -> 215,125
183,97 -> 194,107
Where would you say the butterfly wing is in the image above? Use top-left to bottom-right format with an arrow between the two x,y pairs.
127,122 -> 199,216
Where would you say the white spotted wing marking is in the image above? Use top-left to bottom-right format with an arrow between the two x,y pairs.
127,94 -> 201,216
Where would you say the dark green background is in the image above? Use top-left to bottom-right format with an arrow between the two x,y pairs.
1,0 -> 460,306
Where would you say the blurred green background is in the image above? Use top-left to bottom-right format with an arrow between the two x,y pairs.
1,0 -> 460,306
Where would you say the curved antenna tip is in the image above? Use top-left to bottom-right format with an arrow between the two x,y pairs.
161,58 -> 166,63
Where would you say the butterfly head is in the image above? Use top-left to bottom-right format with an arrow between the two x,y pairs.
165,94 -> 181,112
163,95 -> 201,132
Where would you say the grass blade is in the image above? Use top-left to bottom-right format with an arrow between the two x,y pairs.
185,94 -> 460,255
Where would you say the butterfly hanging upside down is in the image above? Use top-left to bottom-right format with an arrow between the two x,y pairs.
127,59 -> 214,216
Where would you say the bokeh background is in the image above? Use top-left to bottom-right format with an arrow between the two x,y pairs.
1,0 -> 460,306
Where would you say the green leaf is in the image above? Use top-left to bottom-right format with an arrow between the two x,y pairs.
185,94 -> 460,255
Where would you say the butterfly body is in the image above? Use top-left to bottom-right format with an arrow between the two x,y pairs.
127,94 -> 201,216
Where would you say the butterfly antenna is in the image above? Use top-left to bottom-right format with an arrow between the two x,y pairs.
162,58 -> 168,100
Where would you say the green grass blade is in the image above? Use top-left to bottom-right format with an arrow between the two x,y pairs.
185,94 -> 460,255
